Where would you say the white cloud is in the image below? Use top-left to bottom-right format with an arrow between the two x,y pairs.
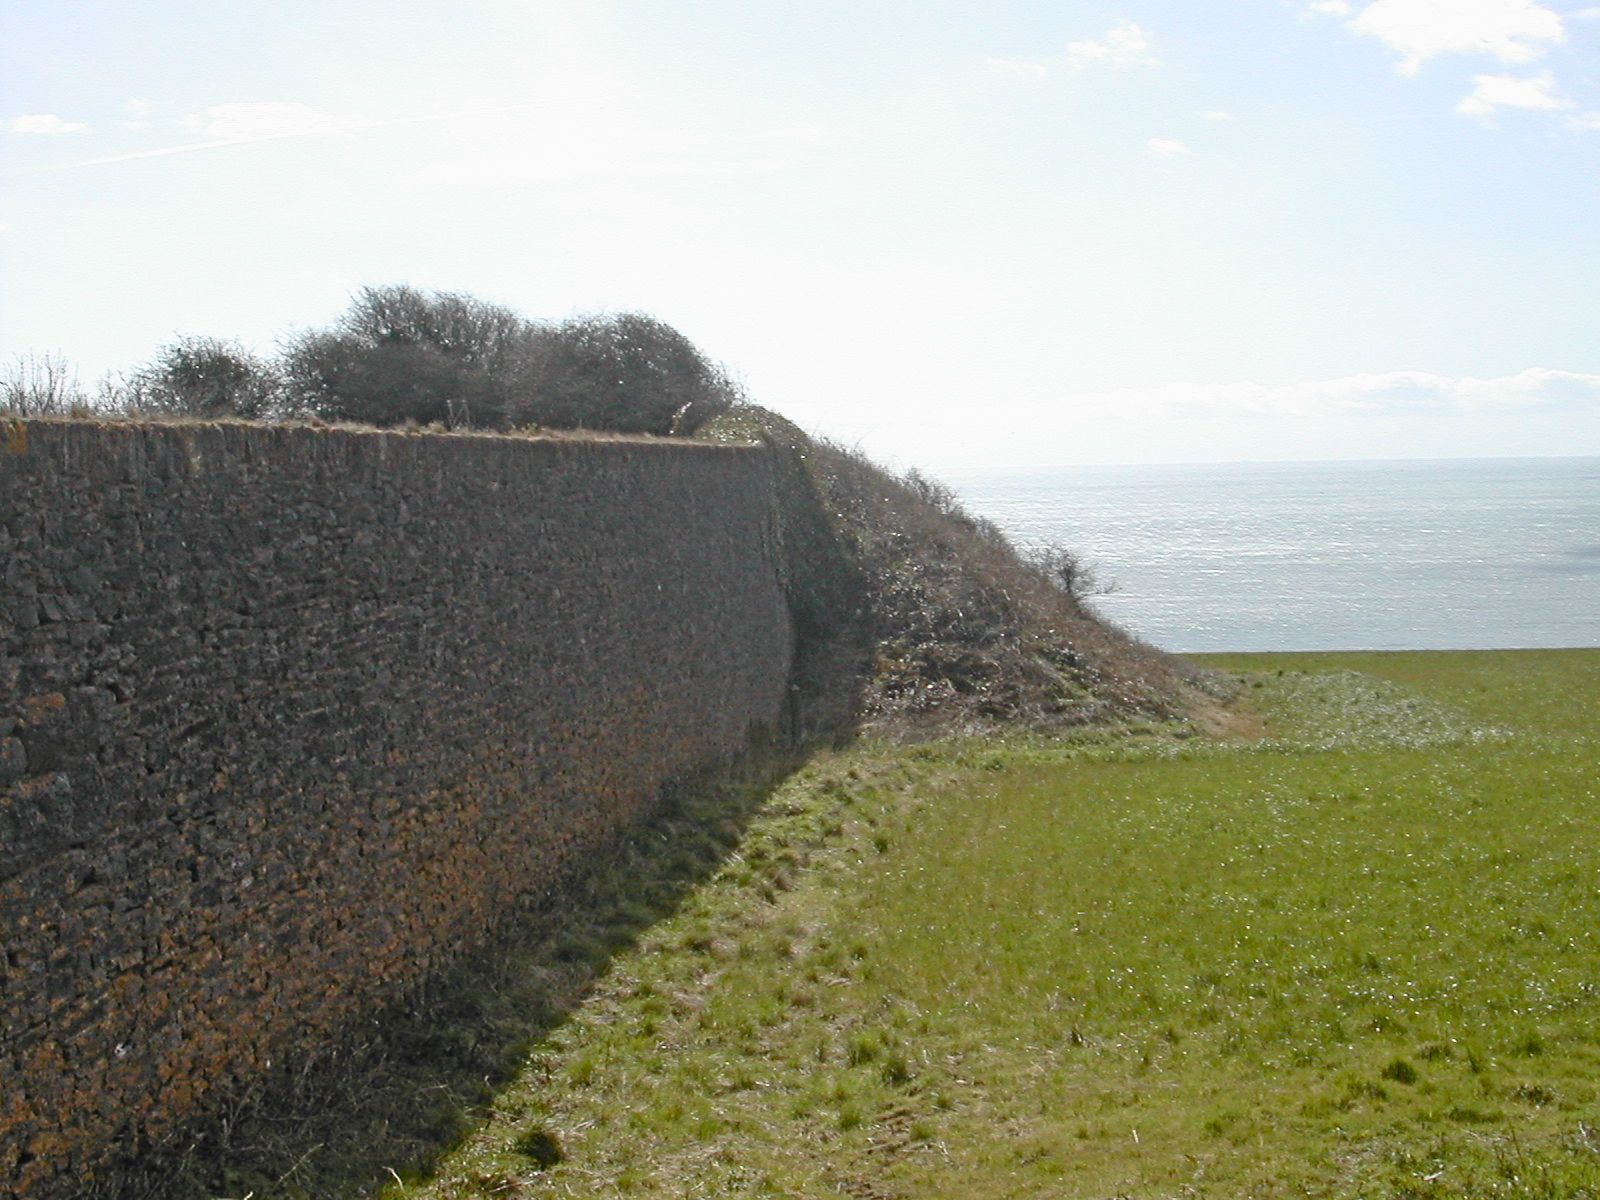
1067,20 -> 1159,68
8,113 -> 87,135
1311,3 -> 1586,128
1308,0 -> 1354,13
1568,111 -> 1600,129
120,99 -> 154,130
1196,109 -> 1234,121
985,56 -> 1049,79
1457,70 -> 1571,118
1085,368 -> 1600,421
1349,0 -> 1565,76
1575,5 -> 1600,18
1147,137 -> 1190,155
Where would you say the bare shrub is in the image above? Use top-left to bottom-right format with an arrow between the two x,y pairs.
901,467 -> 961,515
335,283 -> 529,360
1027,541 -> 1118,603
281,285 -> 547,428
1,352 -> 86,415
514,312 -> 741,436
128,336 -> 282,418
255,288 -> 743,435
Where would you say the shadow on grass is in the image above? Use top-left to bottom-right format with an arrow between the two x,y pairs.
92,741 -> 828,1200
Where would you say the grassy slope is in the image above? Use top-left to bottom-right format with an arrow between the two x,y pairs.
398,649 -> 1600,1199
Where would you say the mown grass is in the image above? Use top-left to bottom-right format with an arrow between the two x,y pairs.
388,650 -> 1599,1199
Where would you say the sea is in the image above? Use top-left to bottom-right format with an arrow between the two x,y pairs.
943,456 -> 1600,654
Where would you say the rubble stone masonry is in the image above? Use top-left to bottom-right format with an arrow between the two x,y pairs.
0,420 -> 794,1195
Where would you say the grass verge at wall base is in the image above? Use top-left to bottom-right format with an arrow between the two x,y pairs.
83,741 -> 812,1200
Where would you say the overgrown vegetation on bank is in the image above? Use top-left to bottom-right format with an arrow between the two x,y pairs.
703,407 -> 1211,736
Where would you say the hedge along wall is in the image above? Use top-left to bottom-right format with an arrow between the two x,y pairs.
0,419 -> 795,1197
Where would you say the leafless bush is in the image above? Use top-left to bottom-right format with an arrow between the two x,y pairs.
1027,541 -> 1118,603
281,285 -> 546,427
337,283 -> 529,363
901,467 -> 961,514
1,352 -> 87,415
513,312 -> 741,436
128,336 -> 283,418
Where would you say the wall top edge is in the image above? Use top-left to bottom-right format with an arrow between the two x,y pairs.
0,415 -> 764,454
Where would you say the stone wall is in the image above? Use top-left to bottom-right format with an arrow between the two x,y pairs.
0,420 -> 795,1196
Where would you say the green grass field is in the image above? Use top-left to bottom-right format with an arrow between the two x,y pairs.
394,649 -> 1600,1199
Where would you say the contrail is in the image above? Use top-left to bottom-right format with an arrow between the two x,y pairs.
45,105 -> 533,170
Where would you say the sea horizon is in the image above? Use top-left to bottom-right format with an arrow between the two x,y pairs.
944,455 -> 1600,655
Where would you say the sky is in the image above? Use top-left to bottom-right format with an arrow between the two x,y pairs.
3,0 -> 1599,468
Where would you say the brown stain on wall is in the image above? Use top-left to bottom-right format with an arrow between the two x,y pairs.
0,420 -> 795,1197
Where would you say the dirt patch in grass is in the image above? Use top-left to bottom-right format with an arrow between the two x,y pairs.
1186,691 -> 1268,741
